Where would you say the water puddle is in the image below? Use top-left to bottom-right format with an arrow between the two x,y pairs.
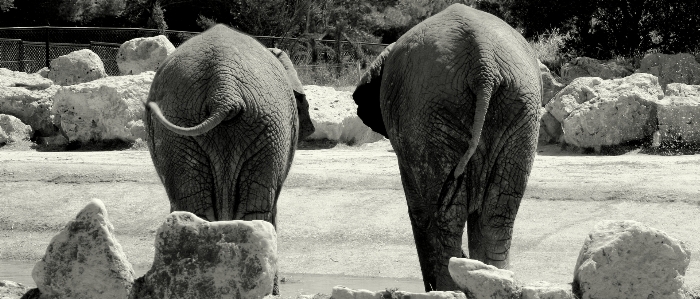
0,261 -> 425,295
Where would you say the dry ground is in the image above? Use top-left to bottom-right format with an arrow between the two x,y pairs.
0,140 -> 699,294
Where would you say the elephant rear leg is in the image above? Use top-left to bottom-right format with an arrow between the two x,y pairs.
233,159 -> 289,296
402,165 -> 468,292
466,129 -> 536,268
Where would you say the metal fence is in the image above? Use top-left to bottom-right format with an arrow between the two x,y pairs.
0,26 -> 388,76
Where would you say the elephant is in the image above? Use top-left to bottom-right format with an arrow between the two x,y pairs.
144,24 -> 314,295
352,4 -> 542,291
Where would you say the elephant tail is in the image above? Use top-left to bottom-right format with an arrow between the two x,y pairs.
147,101 -> 229,137
453,82 -> 494,178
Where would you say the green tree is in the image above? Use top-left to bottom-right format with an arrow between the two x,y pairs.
0,0 -> 14,12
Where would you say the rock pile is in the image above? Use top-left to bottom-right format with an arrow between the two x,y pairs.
51,72 -> 154,143
539,53 -> 700,150
0,68 -> 60,138
548,73 -> 662,150
21,199 -> 278,299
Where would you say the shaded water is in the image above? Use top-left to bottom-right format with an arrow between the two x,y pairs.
0,261 -> 425,295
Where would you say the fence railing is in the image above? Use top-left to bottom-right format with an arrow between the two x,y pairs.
0,26 -> 389,77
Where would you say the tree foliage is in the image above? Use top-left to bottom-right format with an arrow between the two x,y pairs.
0,0 -> 697,59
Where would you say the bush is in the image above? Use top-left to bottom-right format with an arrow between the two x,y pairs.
296,63 -> 363,88
529,28 -> 574,76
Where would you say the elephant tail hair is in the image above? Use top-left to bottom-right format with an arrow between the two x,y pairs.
147,101 -> 229,137
453,82 -> 494,178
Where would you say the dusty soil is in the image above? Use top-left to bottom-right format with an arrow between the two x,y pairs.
0,140 -> 699,294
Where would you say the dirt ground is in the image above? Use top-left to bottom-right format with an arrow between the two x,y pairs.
0,140 -> 699,294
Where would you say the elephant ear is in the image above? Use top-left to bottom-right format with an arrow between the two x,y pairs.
352,43 -> 395,138
269,48 -> 315,140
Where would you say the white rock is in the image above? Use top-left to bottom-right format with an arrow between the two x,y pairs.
48,49 -> 107,86
539,61 -> 566,106
560,57 -> 633,83
141,212 -> 277,299
539,108 -> 562,144
304,85 -> 384,145
32,198 -> 135,299
331,286 -> 382,299
545,77 -> 604,122
117,35 -> 176,75
0,114 -> 32,144
35,67 -> 50,78
393,290 -> 467,299
551,73 -> 664,149
51,71 -> 154,143
637,53 -> 700,87
665,83 -> 700,97
521,281 -> 573,299
330,286 -> 466,299
0,68 -> 53,89
448,258 -> 515,299
0,83 -> 59,137
573,220 -> 691,299
0,280 -> 32,299
657,95 -> 700,144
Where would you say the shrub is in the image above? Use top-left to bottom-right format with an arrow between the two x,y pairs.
529,28 -> 574,76
297,62 -> 363,88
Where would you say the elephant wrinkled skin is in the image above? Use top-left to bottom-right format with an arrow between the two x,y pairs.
145,24 -> 314,295
353,4 -> 541,291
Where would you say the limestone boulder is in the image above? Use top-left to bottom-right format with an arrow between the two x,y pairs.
0,280 -> 32,299
573,220 -> 691,299
560,57 -> 633,83
35,67 -> 50,78
331,286 -> 382,299
665,82 -> 700,97
539,107 -> 562,144
138,212 -> 277,299
0,114 -> 32,144
304,85 -> 384,145
545,77 -> 604,122
392,291 -> 467,299
539,60 -> 566,106
117,35 -> 176,75
548,73 -> 664,149
32,198 -> 135,299
48,49 -> 107,86
656,95 -> 700,144
330,286 -> 467,299
637,53 -> 700,87
0,82 -> 59,137
51,71 -> 154,143
448,258 -> 515,299
0,68 -> 53,89
521,281 -> 574,299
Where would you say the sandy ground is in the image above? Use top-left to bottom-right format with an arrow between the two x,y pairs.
1,140 -> 699,294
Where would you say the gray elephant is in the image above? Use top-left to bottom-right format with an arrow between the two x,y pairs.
145,24 -> 314,295
353,4 -> 542,291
